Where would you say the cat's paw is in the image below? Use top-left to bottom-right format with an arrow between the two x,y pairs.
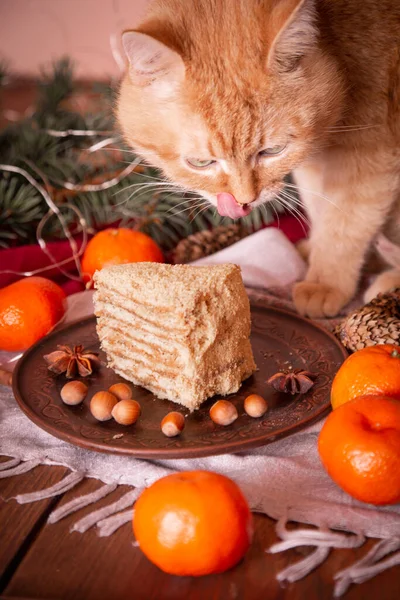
293,282 -> 349,318
364,269 -> 400,303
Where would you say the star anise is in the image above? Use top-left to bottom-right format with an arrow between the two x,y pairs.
44,345 -> 101,378
267,369 -> 317,395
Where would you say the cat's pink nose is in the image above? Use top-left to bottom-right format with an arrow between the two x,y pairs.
216,193 -> 253,219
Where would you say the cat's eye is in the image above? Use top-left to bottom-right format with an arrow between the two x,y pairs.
186,158 -> 216,169
259,144 -> 287,157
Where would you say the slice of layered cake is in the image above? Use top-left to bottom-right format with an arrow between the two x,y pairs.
93,263 -> 256,411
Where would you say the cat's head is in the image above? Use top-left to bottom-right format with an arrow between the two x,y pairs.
117,0 -> 344,217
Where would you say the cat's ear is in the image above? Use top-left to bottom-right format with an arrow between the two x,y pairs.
267,0 -> 317,72
122,31 -> 185,89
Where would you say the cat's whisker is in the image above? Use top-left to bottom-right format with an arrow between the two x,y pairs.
166,197 -> 205,214
268,201 -> 280,227
125,171 -> 189,192
172,201 -> 209,218
117,183 -> 182,207
106,149 -> 160,169
173,206 -> 203,219
113,181 -> 182,198
172,199 -> 206,213
280,191 -> 308,215
113,167 -> 166,182
198,203 -> 213,218
172,200 -> 203,214
280,190 -> 311,224
103,147 -> 141,155
112,179 -> 168,194
279,196 -> 310,227
114,148 -> 155,160
326,124 -> 377,131
124,188 -> 173,205
121,181 -> 182,193
117,186 -> 177,204
276,194 -> 310,234
285,182 -> 343,213
279,187 -> 305,207
162,191 -> 191,204
276,199 -> 308,236
102,146 -> 161,170
280,188 -> 306,208
190,203 -> 211,224
280,196 -> 310,229
167,198 -> 194,212
327,128 -> 377,134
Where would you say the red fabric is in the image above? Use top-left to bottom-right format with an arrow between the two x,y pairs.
268,213 -> 307,244
0,239 -> 86,293
0,215 -> 307,294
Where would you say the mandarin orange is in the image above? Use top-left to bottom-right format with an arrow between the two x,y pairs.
81,228 -> 164,282
0,277 -> 66,351
318,395 -> 400,505
133,470 -> 252,576
331,344 -> 400,410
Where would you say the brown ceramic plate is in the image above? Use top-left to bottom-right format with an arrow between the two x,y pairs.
12,298 -> 347,459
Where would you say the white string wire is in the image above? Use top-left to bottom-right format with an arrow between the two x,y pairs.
58,158 -> 141,192
46,128 -> 114,138
0,155 -> 145,282
0,30 -> 141,284
0,163 -> 59,214
0,164 -> 87,282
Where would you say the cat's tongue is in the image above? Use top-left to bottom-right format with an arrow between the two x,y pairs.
216,193 -> 253,219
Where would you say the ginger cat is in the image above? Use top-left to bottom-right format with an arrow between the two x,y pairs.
117,0 -> 400,318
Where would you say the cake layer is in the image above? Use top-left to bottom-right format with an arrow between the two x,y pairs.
96,302 -> 253,379
94,262 -> 245,312
100,336 -> 181,378
97,321 -> 181,366
96,308 -> 186,355
96,285 -> 188,332
93,262 -> 257,410
100,330 -> 254,382
109,354 -> 255,411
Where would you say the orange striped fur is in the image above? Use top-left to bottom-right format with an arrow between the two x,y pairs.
118,0 -> 400,317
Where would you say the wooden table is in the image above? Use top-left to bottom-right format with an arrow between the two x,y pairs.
1,458 -> 399,600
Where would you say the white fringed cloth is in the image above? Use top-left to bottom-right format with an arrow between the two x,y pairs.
1,228 -> 399,596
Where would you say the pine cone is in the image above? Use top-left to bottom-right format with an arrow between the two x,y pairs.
172,225 -> 246,264
335,288 -> 400,351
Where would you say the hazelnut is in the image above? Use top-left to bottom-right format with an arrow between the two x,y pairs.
111,399 -> 141,425
244,394 -> 268,418
90,391 -> 118,421
209,400 -> 238,426
60,381 -> 88,405
108,382 -> 132,401
161,412 -> 185,437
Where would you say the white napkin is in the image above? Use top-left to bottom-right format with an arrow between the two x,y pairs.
193,227 -> 306,288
